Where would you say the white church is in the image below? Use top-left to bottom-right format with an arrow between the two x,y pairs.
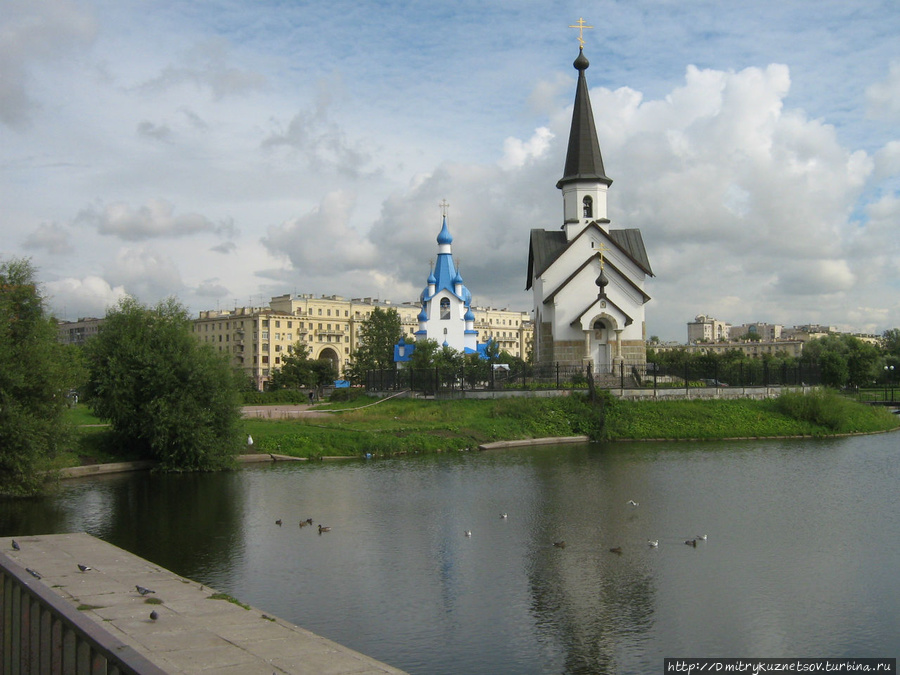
527,43 -> 653,372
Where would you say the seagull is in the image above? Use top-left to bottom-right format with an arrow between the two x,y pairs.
647,540 -> 659,547
12,540 -> 20,551
685,539 -> 697,547
149,610 -> 158,621
696,534 -> 708,540
553,541 -> 566,548
500,513 -> 508,519
77,564 -> 92,572
627,499 -> 639,507
135,585 -> 155,596
247,435 -> 254,446
464,530 -> 472,537
26,568 -> 41,579
318,525 -> 331,533
609,547 -> 623,554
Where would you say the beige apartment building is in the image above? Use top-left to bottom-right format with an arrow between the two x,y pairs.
193,294 -> 532,390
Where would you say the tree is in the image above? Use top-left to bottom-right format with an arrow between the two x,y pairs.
269,342 -> 337,389
0,258 -> 73,495
345,307 -> 403,382
802,334 -> 880,388
85,297 -> 242,471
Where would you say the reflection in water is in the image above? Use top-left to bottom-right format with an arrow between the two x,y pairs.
2,435 -> 900,674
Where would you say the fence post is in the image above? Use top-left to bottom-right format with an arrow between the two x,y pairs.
620,361 -> 625,389
764,362 -> 769,388
684,362 -> 689,393
556,362 -> 560,390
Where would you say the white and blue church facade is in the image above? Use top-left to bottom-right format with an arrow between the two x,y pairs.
394,213 -> 492,363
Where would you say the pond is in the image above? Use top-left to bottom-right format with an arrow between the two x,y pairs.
3,433 -> 899,674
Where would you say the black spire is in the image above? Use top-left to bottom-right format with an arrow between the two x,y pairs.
556,48 -> 612,189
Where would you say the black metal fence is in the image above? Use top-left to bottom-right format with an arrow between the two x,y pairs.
365,361 -> 821,395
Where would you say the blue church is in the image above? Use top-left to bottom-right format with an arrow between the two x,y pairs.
394,210 -> 493,363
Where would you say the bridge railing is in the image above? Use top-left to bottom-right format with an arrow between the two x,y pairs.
1,552 -> 166,675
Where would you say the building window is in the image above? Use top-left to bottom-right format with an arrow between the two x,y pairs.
440,298 -> 450,320
583,196 -> 593,218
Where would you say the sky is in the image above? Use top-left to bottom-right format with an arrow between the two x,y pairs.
2,0 -> 899,343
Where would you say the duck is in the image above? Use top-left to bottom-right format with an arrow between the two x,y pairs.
275,519 -> 282,526
647,540 -> 659,547
318,525 -> 331,533
685,539 -> 697,547
609,546 -> 623,554
553,541 -> 566,548
464,530 -> 472,537
500,513 -> 508,519
298,520 -> 308,527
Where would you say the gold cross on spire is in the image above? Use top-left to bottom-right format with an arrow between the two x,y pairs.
569,17 -> 593,49
439,199 -> 450,217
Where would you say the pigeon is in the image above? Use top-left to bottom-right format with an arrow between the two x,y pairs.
77,564 -> 92,572
26,568 -> 41,579
135,585 -> 155,596
12,540 -> 20,551
149,610 -> 158,621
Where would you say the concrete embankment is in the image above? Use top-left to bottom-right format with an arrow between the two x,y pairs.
479,435 -> 590,450
1,533 -> 407,675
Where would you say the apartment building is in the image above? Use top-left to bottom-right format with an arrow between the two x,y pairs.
193,294 -> 532,390
687,315 -> 732,344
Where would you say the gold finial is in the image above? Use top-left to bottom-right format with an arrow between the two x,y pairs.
569,18 -> 593,49
439,199 -> 450,217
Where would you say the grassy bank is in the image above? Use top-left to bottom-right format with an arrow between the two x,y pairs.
63,389 -> 900,465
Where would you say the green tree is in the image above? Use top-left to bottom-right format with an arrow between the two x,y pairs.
0,258 -> 72,495
85,297 -> 242,471
345,307 -> 403,382
269,342 -> 337,389
802,334 -> 880,388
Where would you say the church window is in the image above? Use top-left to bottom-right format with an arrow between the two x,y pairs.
440,298 -> 451,320
583,196 -> 593,218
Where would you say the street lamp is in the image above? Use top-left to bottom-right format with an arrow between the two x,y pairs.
884,365 -> 895,402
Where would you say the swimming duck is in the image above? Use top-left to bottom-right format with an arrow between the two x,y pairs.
318,525 -> 331,533
609,546 -> 623,554
553,541 -> 566,548
685,539 -> 697,547
647,540 -> 659,547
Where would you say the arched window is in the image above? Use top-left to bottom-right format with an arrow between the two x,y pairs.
440,298 -> 451,320
583,196 -> 593,219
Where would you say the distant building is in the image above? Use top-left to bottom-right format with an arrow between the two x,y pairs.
654,340 -> 805,359
193,294 -> 531,390
730,322 -> 782,341
57,317 -> 104,345
687,315 -> 731,343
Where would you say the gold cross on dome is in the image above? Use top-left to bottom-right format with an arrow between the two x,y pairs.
569,18 -> 593,48
596,241 -> 610,271
439,199 -> 450,217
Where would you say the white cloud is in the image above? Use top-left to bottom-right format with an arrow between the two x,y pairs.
23,222 -> 73,255
866,62 -> 900,121
106,246 -> 185,303
78,199 -> 235,241
45,275 -> 129,320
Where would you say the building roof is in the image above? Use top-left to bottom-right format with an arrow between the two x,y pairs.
557,48 -> 611,189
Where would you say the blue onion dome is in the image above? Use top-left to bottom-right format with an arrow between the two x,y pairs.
427,270 -> 436,284
437,216 -> 453,245
418,307 -> 427,321
443,340 -> 449,348
452,269 -> 463,284
464,308 -> 475,321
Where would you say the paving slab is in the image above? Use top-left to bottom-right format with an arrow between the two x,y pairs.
2,533 -> 406,675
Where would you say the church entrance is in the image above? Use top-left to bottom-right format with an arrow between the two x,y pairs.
591,319 -> 611,373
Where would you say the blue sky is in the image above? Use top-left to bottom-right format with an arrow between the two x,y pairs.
2,0 -> 899,342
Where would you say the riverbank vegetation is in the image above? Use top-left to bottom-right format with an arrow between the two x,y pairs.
63,389 -> 899,465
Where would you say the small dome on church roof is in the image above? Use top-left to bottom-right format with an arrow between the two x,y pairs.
574,49 -> 589,71
427,271 -> 436,284
465,308 -> 475,321
418,307 -> 427,321
453,270 -> 463,284
596,270 -> 609,290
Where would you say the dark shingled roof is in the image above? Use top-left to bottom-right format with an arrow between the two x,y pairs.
556,49 -> 611,189
526,224 -> 653,291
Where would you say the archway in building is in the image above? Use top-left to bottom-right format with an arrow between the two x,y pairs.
316,347 -> 341,376
590,316 -> 613,373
